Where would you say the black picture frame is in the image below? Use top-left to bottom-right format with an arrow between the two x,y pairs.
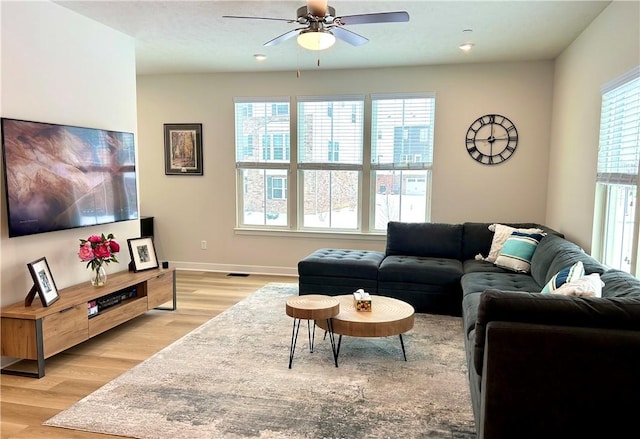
164,123 -> 203,175
127,236 -> 159,272
26,257 -> 59,307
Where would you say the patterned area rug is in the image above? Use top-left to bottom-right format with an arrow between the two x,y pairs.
45,283 -> 476,438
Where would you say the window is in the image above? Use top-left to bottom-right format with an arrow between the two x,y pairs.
593,67 -> 640,275
267,175 -> 287,200
235,99 -> 290,227
234,93 -> 435,233
371,94 -> 435,230
298,96 -> 364,230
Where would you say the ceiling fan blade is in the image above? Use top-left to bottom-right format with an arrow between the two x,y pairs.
336,11 -> 410,25
222,15 -> 295,23
264,28 -> 304,47
331,26 -> 368,46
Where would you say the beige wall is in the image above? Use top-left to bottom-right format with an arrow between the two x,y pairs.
547,0 -> 640,251
0,1 -> 139,306
137,61 -> 554,274
1,1 -> 637,293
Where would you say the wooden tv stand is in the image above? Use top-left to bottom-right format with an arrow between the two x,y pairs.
0,267 -> 176,378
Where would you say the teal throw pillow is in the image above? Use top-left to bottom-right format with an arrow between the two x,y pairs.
541,261 -> 585,294
495,231 -> 546,273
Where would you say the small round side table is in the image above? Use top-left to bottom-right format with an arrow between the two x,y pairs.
285,295 -> 340,368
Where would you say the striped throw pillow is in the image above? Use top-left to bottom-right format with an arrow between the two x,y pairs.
495,231 -> 546,273
541,261 -> 585,294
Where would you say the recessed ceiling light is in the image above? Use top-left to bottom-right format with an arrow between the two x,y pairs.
459,42 -> 475,52
254,54 -> 267,61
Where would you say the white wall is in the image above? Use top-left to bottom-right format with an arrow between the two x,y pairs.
137,61 -> 554,274
0,1 -> 139,306
547,1 -> 640,250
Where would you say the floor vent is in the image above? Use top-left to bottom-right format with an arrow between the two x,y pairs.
227,273 -> 250,277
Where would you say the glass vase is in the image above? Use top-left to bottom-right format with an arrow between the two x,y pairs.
90,265 -> 107,287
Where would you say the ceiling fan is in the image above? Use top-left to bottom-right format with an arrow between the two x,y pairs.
223,0 -> 410,51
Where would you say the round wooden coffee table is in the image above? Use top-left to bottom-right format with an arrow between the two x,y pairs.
316,295 -> 415,364
285,295 -> 340,368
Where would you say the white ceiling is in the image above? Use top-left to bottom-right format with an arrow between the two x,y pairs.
54,1 -> 611,75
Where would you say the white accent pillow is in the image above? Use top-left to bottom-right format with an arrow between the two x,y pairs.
552,273 -> 604,298
481,224 -> 544,263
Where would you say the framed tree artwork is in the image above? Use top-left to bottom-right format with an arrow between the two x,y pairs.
164,123 -> 203,175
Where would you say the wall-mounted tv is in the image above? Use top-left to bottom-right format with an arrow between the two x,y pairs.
1,118 -> 138,238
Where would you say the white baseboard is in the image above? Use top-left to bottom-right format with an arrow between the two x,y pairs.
169,261 -> 299,277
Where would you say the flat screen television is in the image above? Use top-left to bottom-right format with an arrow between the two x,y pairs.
1,118 -> 139,238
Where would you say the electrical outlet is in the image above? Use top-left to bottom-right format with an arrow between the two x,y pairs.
201,240 -> 207,250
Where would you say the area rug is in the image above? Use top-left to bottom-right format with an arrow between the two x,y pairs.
45,283 -> 476,438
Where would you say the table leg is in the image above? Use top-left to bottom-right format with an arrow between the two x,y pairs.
336,334 -> 343,359
308,320 -> 315,353
326,319 -> 339,367
399,333 -> 407,361
288,318 -> 302,369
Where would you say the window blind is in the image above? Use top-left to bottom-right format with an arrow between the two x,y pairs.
371,93 -> 435,170
297,96 -> 364,168
597,68 -> 640,185
234,99 -> 290,164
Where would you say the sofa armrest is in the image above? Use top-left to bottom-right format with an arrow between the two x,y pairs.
474,289 -> 640,375
480,321 -> 640,438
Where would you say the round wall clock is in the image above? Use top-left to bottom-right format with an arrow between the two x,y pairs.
465,114 -> 518,165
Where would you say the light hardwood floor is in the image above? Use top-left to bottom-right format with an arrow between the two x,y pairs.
0,271 -> 297,439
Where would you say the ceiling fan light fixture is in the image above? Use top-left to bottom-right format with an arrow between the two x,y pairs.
297,30 -> 336,51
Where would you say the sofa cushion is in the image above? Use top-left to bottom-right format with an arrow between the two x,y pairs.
463,258 -> 512,274
495,231 -> 545,273
462,292 -> 482,336
297,248 -> 385,279
461,271 -> 541,295
601,269 -> 640,298
378,255 -> 463,285
531,234 -> 606,286
541,261 -> 585,294
385,221 -> 463,259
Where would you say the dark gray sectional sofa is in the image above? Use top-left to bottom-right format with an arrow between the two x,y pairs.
298,221 -> 640,438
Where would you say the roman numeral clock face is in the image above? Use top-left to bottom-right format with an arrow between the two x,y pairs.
465,114 -> 518,165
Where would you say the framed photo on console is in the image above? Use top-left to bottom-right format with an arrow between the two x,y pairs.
26,257 -> 59,307
128,237 -> 159,272
164,123 -> 203,175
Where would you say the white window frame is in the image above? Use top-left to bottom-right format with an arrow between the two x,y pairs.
592,66 -> 640,275
234,97 -> 291,229
234,93 -> 436,235
370,93 -> 435,231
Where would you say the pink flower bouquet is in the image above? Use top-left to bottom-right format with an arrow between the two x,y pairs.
78,233 -> 120,271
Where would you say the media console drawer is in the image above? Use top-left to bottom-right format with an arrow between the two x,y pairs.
42,304 -> 88,358
147,272 -> 174,309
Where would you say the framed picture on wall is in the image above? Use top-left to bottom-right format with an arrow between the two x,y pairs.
26,257 -> 59,307
127,237 -> 159,272
164,123 -> 203,175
